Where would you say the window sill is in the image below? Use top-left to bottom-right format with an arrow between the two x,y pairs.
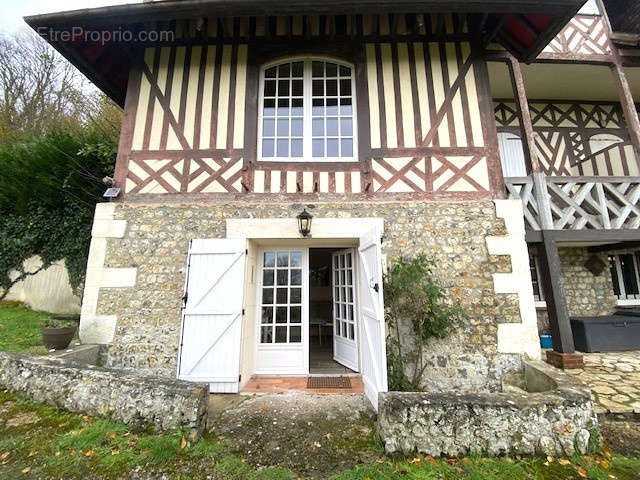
534,301 -> 547,309
616,299 -> 640,307
258,157 -> 359,163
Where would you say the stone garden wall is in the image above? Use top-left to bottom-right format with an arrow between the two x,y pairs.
89,199 -> 533,392
536,248 -> 617,333
377,360 -> 598,456
0,352 -> 207,439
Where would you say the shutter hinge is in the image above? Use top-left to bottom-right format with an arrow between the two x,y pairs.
182,292 -> 188,305
242,308 -> 246,315
238,374 -> 242,382
245,249 -> 248,255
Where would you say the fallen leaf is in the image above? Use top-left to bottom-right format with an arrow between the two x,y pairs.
576,466 -> 587,478
260,403 -> 267,411
14,338 -> 23,343
0,452 -> 9,460
85,450 -> 93,457
123,432 -> 130,438
22,467 -> 30,473
559,459 -> 571,466
127,441 -> 137,447
141,450 -> 150,455
54,452 -> 60,457
600,459 -> 610,469
180,437 -> 187,449
547,456 -> 554,463
108,432 -> 116,440
111,450 -> 119,456
27,451 -> 37,457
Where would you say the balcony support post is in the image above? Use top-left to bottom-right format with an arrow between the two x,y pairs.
505,54 -> 540,173
537,231 -> 583,369
610,53 -> 640,171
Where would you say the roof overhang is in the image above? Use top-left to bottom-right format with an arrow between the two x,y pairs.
24,0 -> 586,107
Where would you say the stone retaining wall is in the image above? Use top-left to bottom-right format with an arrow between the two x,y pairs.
0,352 -> 207,439
90,199 -> 536,392
377,360 -> 598,456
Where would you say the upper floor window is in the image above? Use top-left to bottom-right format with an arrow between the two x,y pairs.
497,131 -> 527,177
258,58 -> 357,162
588,133 -> 624,156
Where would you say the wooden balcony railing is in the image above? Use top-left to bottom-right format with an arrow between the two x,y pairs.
505,173 -> 640,230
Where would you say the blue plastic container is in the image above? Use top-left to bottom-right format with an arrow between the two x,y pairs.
539,333 -> 553,349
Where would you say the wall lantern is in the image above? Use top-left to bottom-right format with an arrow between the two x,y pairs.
297,209 -> 313,237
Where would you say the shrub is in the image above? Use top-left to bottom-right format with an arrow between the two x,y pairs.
384,254 -> 466,391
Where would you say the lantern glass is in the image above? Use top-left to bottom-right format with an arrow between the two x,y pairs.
297,209 -> 313,237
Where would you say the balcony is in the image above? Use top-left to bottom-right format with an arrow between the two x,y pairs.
505,173 -> 640,232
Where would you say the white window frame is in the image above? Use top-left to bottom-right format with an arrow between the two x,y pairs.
257,56 -> 358,163
609,253 -> 640,305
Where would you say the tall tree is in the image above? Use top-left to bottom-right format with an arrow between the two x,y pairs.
0,31 -> 106,143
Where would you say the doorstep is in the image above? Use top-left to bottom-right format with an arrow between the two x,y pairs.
241,376 -> 364,395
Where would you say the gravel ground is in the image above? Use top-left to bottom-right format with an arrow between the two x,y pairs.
206,393 -> 379,479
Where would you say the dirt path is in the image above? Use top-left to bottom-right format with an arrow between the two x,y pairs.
206,393 -> 379,479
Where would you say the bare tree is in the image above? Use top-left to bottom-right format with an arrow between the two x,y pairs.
0,31 -> 103,143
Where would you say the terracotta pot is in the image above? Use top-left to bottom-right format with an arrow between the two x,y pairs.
42,326 -> 77,350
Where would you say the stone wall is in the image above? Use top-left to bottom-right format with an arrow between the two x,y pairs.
377,360 -> 598,456
0,352 -> 207,439
536,248 -> 617,333
90,199 -> 533,391
4,256 -> 80,314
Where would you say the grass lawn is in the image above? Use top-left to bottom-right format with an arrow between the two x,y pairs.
1,390 -> 639,480
0,301 -> 54,355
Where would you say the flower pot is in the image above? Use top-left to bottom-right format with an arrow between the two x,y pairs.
42,326 -> 77,350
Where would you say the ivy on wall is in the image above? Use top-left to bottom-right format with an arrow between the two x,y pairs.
0,131 -> 117,299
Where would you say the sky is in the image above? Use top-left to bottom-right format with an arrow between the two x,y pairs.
0,0 -> 137,34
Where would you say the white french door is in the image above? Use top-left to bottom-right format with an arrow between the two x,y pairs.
254,248 -> 309,374
331,249 -> 359,371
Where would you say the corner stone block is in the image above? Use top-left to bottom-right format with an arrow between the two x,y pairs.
487,199 -> 541,360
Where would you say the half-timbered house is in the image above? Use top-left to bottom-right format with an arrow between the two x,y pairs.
26,0 -> 640,408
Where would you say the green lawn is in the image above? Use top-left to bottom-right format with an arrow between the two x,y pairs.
1,302 -> 639,479
0,301 -> 54,355
1,389 -> 639,480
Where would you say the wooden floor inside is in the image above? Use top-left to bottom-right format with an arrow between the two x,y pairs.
241,376 -> 364,394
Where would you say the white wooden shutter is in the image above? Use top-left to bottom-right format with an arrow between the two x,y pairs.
177,238 -> 246,393
357,227 -> 388,410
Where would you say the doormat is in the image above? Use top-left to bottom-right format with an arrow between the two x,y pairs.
307,376 -> 351,389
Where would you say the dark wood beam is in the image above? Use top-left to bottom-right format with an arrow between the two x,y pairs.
611,47 -> 640,171
527,229 -> 640,244
505,54 -> 540,173
588,241 -> 640,253
537,230 -> 575,354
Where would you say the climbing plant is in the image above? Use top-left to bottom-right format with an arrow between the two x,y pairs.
0,129 -> 118,299
384,254 -> 467,391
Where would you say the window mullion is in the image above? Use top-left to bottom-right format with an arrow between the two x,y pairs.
303,59 -> 312,161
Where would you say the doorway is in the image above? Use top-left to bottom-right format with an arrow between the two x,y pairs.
309,248 -> 359,375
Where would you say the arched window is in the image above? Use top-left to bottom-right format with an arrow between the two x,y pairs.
589,133 -> 624,155
258,58 -> 357,162
497,131 -> 527,177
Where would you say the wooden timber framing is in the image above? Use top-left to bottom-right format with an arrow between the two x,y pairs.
115,31 -> 505,201
494,99 -> 640,176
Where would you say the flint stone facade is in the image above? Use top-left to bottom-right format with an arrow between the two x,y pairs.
536,248 -> 617,332
0,352 -> 208,439
378,360 -> 598,456
97,199 -> 524,391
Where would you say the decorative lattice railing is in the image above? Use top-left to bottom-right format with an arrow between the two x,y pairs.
505,173 -> 640,231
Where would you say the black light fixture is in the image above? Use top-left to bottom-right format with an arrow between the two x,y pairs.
297,208 -> 313,237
